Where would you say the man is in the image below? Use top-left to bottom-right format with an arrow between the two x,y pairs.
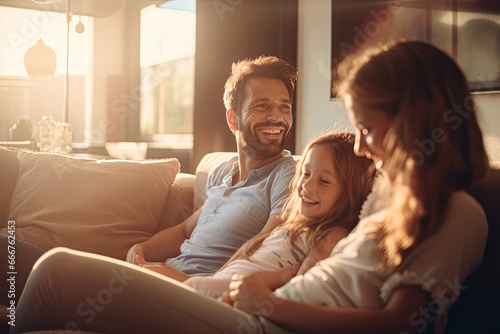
127,55 -> 298,277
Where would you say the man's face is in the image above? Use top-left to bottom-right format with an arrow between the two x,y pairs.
235,77 -> 293,159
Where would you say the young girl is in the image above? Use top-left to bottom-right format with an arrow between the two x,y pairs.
180,132 -> 375,297
225,40 -> 490,334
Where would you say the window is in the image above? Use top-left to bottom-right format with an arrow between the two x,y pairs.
140,2 -> 196,148
0,6 -> 92,143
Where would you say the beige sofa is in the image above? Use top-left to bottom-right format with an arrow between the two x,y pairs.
0,147 -> 499,333
0,148 -> 237,333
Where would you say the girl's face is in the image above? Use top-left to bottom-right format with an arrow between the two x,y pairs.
297,145 -> 343,219
345,94 -> 392,169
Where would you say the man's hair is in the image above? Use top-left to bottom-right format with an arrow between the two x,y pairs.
223,55 -> 298,117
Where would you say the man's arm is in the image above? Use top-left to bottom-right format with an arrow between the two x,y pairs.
126,206 -> 203,263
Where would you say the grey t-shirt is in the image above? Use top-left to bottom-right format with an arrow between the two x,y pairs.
166,151 -> 297,275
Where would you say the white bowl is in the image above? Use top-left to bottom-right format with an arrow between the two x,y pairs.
105,142 -> 148,160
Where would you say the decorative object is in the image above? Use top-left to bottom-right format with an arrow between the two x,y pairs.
105,142 -> 148,160
24,39 -> 57,77
24,11 -> 57,77
38,115 -> 56,152
52,122 -> 73,154
9,117 -> 33,141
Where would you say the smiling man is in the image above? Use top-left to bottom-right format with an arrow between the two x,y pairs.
127,56 -> 298,277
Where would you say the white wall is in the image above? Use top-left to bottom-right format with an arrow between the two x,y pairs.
296,0 -> 500,161
296,0 -> 350,153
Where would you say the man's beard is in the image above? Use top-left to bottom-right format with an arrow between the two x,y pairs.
237,122 -> 290,159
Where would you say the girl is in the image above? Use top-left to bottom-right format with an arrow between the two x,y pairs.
225,40 -> 490,334
12,132 -> 375,333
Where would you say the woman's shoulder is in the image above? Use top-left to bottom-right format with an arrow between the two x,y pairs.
438,190 -> 488,243
446,190 -> 486,221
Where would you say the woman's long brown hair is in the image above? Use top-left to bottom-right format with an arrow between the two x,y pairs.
340,40 -> 489,267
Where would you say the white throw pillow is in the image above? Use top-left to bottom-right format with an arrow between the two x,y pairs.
4,150 -> 179,259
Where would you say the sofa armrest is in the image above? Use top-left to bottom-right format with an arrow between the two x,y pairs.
158,172 -> 196,231
193,152 -> 237,211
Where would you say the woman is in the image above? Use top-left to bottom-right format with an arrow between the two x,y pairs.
225,40 -> 490,334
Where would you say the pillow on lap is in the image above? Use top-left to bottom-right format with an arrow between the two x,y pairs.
1,150 -> 179,260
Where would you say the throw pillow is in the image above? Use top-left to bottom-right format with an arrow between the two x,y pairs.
2,150 -> 179,259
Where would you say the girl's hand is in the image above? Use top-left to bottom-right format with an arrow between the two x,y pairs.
227,273 -> 281,316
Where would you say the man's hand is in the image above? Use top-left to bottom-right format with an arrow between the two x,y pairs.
134,255 -> 190,282
126,244 -> 145,264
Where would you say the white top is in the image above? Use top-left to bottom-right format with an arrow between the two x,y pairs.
184,228 -> 310,298
275,180 -> 488,330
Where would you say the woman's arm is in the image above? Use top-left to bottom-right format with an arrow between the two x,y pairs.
220,266 -> 298,303
297,226 -> 349,275
227,273 -> 432,334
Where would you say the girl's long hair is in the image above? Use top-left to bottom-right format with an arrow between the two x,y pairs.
227,132 -> 375,264
339,40 -> 490,267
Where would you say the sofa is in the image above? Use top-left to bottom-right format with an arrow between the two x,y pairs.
0,147 -> 499,333
0,147 -> 236,333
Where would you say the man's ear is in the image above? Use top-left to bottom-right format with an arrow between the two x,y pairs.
226,109 -> 239,132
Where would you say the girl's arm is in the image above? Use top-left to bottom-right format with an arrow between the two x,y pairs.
254,265 -> 300,290
297,226 -> 349,275
228,273 -> 432,334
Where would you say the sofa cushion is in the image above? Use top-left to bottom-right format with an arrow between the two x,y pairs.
158,172 -> 196,231
0,150 -> 179,260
